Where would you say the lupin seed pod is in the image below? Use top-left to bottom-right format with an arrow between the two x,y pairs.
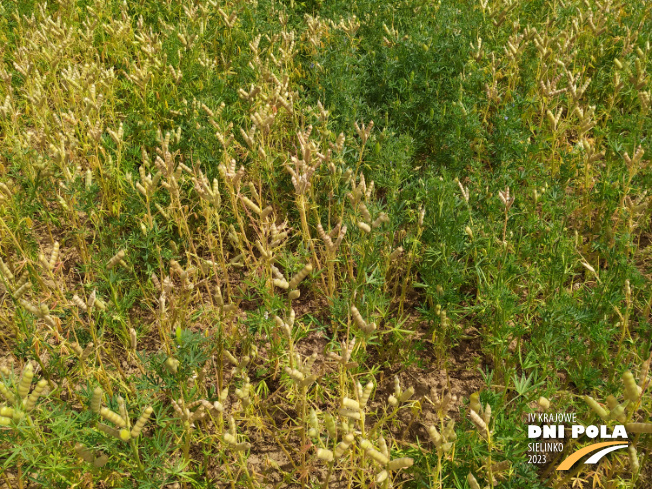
444,420 -> 456,442
584,395 -> 608,420
467,473 -> 481,489
610,403 -> 627,422
388,457 -> 414,470
389,246 -> 404,262
288,289 -> 300,300
75,443 -> 95,463
106,250 -> 126,269
100,407 -> 126,428
0,406 -> 14,417
364,446 -> 389,466
285,367 -> 305,382
91,387 -> 102,413
470,409 -> 487,433
428,425 -> 442,444
372,213 -> 389,228
81,343 -> 94,361
399,386 -> 414,403
288,263 -> 312,290
376,470 -> 388,483
48,242 -> 60,271
338,407 -> 361,420
273,279 -> 289,289
241,196 -> 261,215
13,282 -> 30,299
351,305 -> 370,333
131,407 -> 153,438
469,392 -> 482,414
324,413 -> 337,438
316,448 -> 333,462
483,403 -> 492,425
357,221 -> 371,233
165,357 -> 180,374
629,445 -> 640,473
308,409 -> 319,431
342,397 -> 360,410
25,379 -> 47,411
18,362 -> 34,400
97,422 -> 121,439
0,383 -> 15,404
71,342 -> 83,357
93,454 -> 109,468
360,381 -> 374,407
72,295 -> 87,312
538,397 -> 550,410
334,433 -> 355,458
626,423 -> 652,434
623,371 -> 642,402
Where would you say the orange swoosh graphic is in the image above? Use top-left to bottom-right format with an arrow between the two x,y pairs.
557,441 -> 628,470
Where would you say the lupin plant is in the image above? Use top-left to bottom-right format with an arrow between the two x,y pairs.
0,0 -> 650,486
